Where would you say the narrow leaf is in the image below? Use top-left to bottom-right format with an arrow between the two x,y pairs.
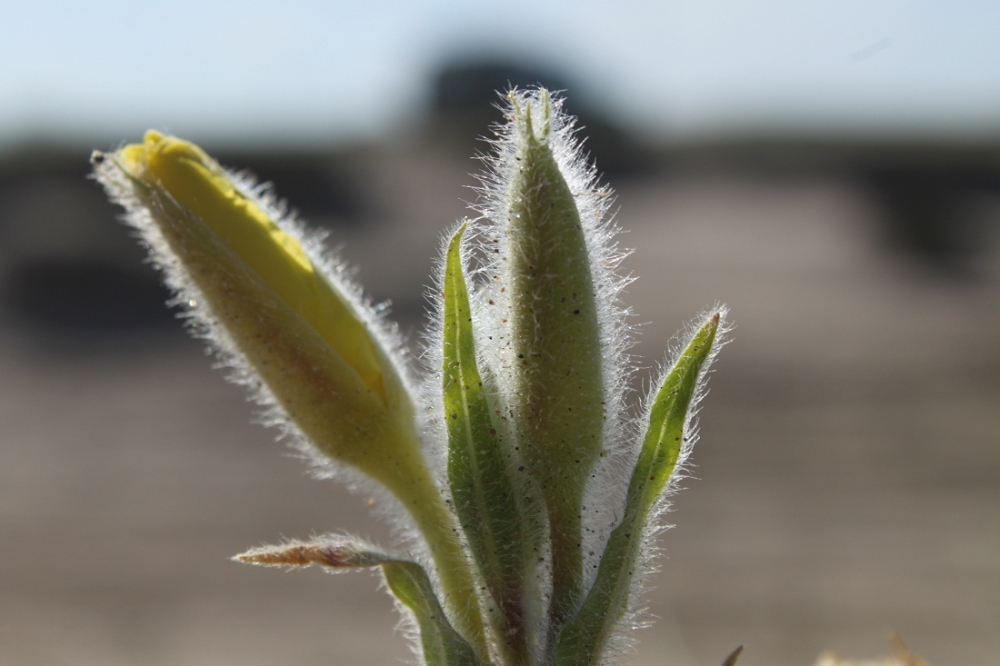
234,536 -> 390,569
554,313 -> 722,666
236,536 -> 480,666
383,561 -> 482,666
443,224 -> 530,664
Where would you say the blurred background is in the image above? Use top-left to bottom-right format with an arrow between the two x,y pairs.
1,1 -> 999,665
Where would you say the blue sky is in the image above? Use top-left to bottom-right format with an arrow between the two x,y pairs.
2,0 -> 999,149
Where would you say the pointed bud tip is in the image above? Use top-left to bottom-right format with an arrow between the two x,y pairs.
509,87 -> 555,143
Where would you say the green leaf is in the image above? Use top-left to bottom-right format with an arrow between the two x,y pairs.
443,224 -> 530,664
554,313 -> 721,666
504,90 -> 606,631
383,561 -> 482,666
235,536 -> 480,666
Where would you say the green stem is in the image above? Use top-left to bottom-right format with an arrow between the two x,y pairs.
391,460 -> 495,666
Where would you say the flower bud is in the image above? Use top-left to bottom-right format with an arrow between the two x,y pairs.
95,131 -> 492,662
94,131 -> 428,531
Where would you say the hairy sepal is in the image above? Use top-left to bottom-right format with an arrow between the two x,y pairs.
236,536 -> 480,666
554,311 -> 724,666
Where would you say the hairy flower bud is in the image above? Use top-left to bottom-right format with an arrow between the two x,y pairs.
93,133 -> 490,661
94,131 -> 418,492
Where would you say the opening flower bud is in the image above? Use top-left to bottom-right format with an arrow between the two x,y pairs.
118,131 -> 384,396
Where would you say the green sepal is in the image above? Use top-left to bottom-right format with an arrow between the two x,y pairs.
443,224 -> 529,664
235,536 -> 480,666
553,313 -> 721,666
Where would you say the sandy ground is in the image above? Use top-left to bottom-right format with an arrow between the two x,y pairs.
1,151 -> 998,666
